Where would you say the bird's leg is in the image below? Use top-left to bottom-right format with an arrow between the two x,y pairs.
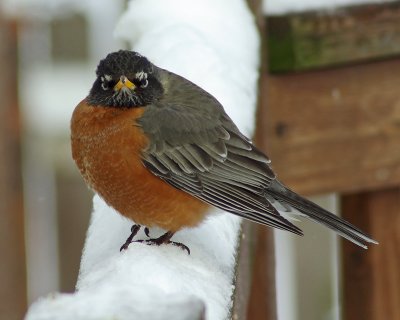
144,227 -> 150,238
120,224 -> 141,252
135,231 -> 190,255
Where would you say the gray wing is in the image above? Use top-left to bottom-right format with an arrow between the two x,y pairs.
137,71 -> 303,235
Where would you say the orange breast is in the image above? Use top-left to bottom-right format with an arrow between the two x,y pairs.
71,100 -> 209,231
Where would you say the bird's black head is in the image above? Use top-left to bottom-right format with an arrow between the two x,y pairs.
87,50 -> 164,108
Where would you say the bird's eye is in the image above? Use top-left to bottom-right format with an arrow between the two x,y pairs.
100,74 -> 114,91
135,71 -> 148,88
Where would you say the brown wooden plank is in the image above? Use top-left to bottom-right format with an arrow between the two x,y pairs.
0,18 -> 27,320
57,170 -> 92,293
342,188 -> 400,320
259,58 -> 400,196
246,227 -> 276,320
267,2 -> 400,72
245,69 -> 278,320
231,222 -> 276,320
231,221 -> 256,320
236,1 -> 277,319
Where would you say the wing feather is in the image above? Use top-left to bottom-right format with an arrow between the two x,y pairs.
136,69 -> 302,235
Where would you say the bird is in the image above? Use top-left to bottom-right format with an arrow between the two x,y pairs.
71,50 -> 377,254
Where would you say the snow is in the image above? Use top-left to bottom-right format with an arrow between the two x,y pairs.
25,0 -> 260,319
25,200 -> 237,320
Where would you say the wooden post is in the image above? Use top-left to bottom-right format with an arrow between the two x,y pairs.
246,225 -> 277,320
246,74 -> 278,320
232,221 -> 257,320
262,57 -> 400,320
0,16 -> 27,320
246,0 -> 277,319
264,4 -> 400,320
57,171 -> 92,292
342,188 -> 400,320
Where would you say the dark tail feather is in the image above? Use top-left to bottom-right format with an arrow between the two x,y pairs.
267,180 -> 378,249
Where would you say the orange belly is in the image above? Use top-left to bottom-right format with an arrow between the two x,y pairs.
71,100 -> 210,231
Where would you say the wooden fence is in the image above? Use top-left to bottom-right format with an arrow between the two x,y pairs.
240,1 -> 400,319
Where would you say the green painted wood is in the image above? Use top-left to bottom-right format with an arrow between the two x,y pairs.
267,2 -> 400,72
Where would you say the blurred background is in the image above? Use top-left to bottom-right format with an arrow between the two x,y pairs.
0,1 -> 126,318
0,0 -> 399,320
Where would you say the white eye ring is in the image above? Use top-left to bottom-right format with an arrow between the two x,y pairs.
100,74 -> 113,90
135,71 -> 148,88
101,82 -> 109,90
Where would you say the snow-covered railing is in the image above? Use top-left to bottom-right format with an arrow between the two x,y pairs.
25,1 -> 260,319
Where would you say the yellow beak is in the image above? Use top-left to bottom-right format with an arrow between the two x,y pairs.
114,76 -> 135,91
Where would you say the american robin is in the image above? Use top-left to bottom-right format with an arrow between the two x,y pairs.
71,50 -> 377,253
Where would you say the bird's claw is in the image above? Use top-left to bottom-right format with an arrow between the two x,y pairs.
120,227 -> 190,254
120,224 -> 141,252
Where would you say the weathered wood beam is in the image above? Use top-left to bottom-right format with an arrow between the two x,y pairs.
231,1 -> 278,320
56,171 -> 92,293
267,2 -> 400,72
342,188 -> 400,320
0,17 -> 27,320
246,225 -> 277,320
259,58 -> 400,196
232,221 -> 257,320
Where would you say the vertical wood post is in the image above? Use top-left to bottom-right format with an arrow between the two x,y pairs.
246,225 -> 277,320
342,188 -> 400,320
233,1 -> 277,318
0,16 -> 27,320
246,0 -> 277,319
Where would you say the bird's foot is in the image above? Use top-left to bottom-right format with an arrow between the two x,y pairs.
120,224 -> 141,252
135,231 -> 190,255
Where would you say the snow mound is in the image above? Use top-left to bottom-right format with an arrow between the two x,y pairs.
25,0 -> 260,319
